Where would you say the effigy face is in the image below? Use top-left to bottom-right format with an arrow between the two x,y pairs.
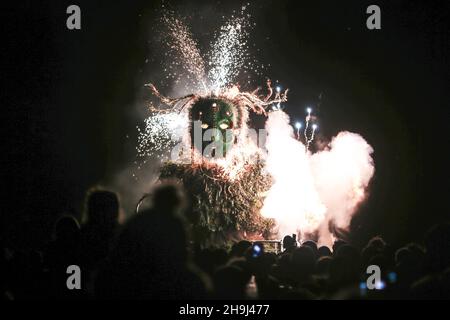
189,97 -> 240,158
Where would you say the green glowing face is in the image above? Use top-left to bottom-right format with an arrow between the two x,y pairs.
190,97 -> 239,157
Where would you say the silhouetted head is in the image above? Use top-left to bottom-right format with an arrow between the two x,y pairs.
152,181 -> 186,214
302,240 -> 318,258
213,265 -> 248,299
54,215 -> 80,241
318,246 -> 332,257
283,235 -> 296,251
395,247 -> 411,266
361,236 -> 387,265
367,236 -> 386,250
85,189 -> 119,228
332,239 -> 347,255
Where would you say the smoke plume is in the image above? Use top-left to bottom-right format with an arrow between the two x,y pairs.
262,111 -> 374,246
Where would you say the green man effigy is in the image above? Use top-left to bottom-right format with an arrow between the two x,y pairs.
190,97 -> 242,158
144,83 -> 288,246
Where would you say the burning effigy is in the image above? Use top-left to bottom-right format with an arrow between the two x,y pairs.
145,80 -> 288,245
137,6 -> 375,247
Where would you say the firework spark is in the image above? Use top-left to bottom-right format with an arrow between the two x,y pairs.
304,107 -> 312,142
136,111 -> 188,161
160,11 -> 207,93
207,9 -> 251,92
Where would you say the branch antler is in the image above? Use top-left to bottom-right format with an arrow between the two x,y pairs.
145,83 -> 197,113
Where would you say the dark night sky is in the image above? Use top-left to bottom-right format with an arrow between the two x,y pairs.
2,0 -> 449,249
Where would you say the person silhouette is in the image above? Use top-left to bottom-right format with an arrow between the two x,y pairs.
95,182 -> 208,299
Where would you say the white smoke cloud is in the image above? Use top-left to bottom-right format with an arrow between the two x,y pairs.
262,111 -> 375,246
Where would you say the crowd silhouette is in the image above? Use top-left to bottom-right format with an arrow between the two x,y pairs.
2,183 -> 450,300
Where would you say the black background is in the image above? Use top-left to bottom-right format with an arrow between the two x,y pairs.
2,0 -> 449,250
